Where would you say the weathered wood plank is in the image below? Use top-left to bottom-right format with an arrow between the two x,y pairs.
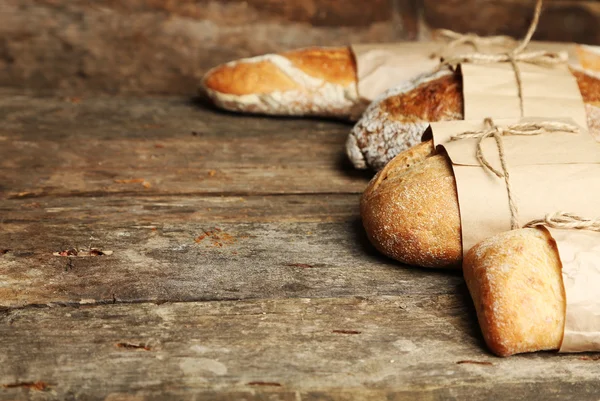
1,297 -> 600,400
423,0 -> 600,45
0,197 -> 464,308
0,194 -> 360,224
0,0 -> 417,95
0,93 -> 369,198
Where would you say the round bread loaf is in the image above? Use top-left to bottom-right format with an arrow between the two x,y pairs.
361,95 -> 600,269
361,140 -> 462,268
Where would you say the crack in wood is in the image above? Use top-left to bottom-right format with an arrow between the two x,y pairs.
456,360 -> 493,366
0,296 -> 255,313
2,381 -> 50,391
285,263 -> 314,268
247,382 -> 282,387
6,190 -> 363,200
116,342 -> 152,351
53,248 -> 113,257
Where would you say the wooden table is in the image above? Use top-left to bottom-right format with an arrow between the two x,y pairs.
1,90 -> 599,400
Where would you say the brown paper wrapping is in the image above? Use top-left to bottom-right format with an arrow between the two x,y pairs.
351,41 -> 580,102
429,53 -> 600,352
546,228 -> 600,353
461,63 -> 587,127
351,42 -> 440,101
431,118 -> 600,254
432,53 -> 589,252
432,118 -> 600,353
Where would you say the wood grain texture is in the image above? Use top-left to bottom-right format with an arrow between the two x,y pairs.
2,298 -> 600,400
0,92 -> 369,197
3,0 -> 600,95
0,0 -> 417,95
0,92 -> 461,310
423,0 -> 600,45
0,200 -> 464,308
2,91 -> 599,398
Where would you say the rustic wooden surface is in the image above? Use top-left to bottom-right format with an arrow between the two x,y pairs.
423,0 -> 600,45
4,0 -> 600,96
2,90 -> 600,400
0,0 -> 417,95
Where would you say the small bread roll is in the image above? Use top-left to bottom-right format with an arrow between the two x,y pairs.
463,228 -> 565,356
201,47 -> 360,119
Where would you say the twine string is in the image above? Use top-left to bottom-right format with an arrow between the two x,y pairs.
450,119 -> 579,230
525,212 -> 600,232
431,29 -> 517,59
439,0 -> 567,117
435,0 -> 596,234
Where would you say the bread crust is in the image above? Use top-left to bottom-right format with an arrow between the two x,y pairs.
576,45 -> 600,72
361,141 -> 462,268
201,47 -> 359,118
202,44 -> 600,121
347,68 -> 461,169
358,68 -> 600,269
282,47 -> 357,86
348,66 -> 600,170
463,228 -> 565,356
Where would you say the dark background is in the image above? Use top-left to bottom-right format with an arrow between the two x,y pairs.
3,0 -> 599,95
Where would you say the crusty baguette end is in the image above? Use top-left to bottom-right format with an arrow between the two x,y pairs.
201,47 -> 359,118
464,227 -> 565,356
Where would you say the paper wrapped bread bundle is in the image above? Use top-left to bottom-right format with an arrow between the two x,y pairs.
202,45 -> 600,123
347,45 -> 600,170
360,69 -> 600,268
201,47 -> 361,119
463,228 -> 565,357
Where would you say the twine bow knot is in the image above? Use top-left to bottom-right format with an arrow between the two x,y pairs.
450,118 -> 579,229
431,29 -> 517,59
526,212 -> 600,232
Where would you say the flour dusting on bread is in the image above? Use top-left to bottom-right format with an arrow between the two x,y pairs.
202,48 -> 359,118
347,68 -> 460,170
464,228 -> 565,356
349,63 -> 600,171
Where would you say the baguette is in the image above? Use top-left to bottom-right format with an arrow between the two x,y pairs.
463,228 -> 565,357
201,47 -> 361,119
360,69 -> 600,268
202,44 -> 600,124
347,45 -> 600,170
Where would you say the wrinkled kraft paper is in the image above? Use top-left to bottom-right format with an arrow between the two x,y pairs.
429,55 -> 599,352
431,118 -> 600,253
351,41 -> 582,102
547,227 -> 600,352
432,117 -> 600,353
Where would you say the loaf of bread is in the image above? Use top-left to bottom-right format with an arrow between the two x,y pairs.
201,47 -> 361,119
360,69 -> 600,268
361,139 -> 461,268
463,227 -> 565,356
348,47 -> 600,170
202,45 -> 600,123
